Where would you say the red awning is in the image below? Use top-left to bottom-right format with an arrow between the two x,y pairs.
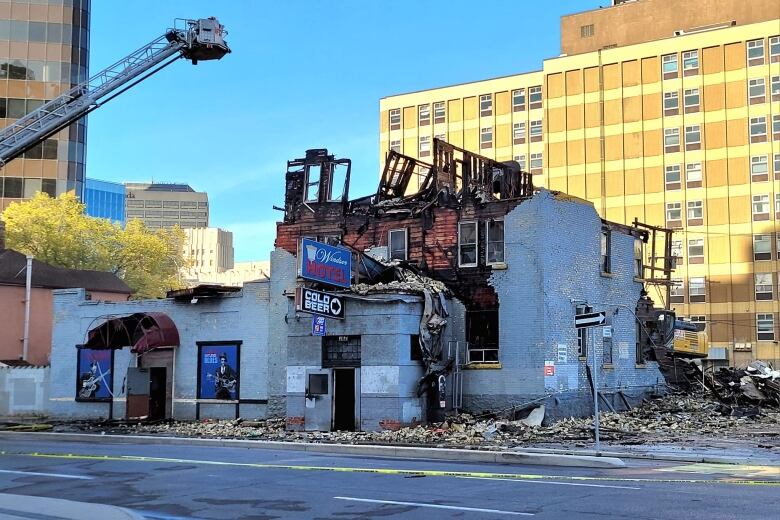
82,312 -> 180,354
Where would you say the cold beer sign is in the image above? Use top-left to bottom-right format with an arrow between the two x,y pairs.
300,238 -> 352,288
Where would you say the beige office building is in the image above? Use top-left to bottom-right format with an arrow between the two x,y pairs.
379,0 -> 780,364
125,182 -> 208,229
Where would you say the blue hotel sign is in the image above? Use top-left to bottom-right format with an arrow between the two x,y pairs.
301,238 -> 352,288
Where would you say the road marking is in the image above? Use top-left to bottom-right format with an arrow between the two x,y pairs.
460,476 -> 641,490
0,469 -> 93,480
660,464 -> 780,478
2,451 -> 779,487
333,496 -> 534,516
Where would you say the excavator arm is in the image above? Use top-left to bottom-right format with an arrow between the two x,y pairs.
0,17 -> 229,166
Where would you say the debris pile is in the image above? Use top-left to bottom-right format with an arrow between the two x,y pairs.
706,361 -> 780,414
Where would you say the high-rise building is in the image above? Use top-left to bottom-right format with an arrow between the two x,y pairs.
379,0 -> 780,365
84,177 -> 124,224
184,227 -> 233,274
0,0 -> 91,211
124,182 -> 208,229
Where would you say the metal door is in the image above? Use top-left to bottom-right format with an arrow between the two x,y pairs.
125,367 -> 150,419
304,368 -> 332,431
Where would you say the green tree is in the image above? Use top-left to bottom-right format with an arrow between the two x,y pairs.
2,192 -> 187,298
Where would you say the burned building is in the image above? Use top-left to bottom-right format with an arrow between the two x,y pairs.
273,141 -> 673,426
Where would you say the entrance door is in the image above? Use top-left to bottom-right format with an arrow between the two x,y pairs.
333,368 -> 355,431
149,367 -> 167,420
126,367 -> 150,419
304,369 -> 332,431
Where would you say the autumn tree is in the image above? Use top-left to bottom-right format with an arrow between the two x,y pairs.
1,192 -> 187,298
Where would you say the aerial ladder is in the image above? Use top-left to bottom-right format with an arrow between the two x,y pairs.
0,17 -> 230,166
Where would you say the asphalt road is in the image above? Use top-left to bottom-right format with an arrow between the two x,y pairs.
0,437 -> 779,519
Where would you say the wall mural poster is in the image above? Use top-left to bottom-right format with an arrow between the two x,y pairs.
198,343 -> 240,400
76,347 -> 114,402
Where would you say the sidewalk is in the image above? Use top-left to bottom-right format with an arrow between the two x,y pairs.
0,493 -> 143,519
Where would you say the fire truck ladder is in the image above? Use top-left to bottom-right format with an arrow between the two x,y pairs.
0,17 -> 230,166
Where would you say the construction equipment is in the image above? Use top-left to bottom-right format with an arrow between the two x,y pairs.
0,17 -> 230,166
654,309 -> 709,358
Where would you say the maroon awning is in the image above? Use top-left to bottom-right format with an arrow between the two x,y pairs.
82,312 -> 180,354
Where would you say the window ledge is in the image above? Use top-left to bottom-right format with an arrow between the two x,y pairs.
578,356 -> 588,362
602,363 -> 614,369
635,363 -> 647,369
633,277 -> 645,283
488,262 -> 508,270
464,362 -> 502,370
600,272 -> 614,278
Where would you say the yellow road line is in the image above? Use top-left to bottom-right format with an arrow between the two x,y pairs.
2,451 -> 779,487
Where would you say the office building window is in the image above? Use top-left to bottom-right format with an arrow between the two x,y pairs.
528,86 -> 542,109
773,115 -> 780,140
751,155 -> 769,182
682,50 -> 699,75
145,200 -> 162,208
664,128 -> 680,152
480,127 -> 493,149
672,240 -> 683,263
601,229 -> 611,274
480,94 -> 493,117
777,232 -> 780,260
663,91 -> 679,116
748,78 -> 766,104
662,53 -> 678,79
514,154 -> 526,170
671,278 -> 684,303
127,200 -> 144,207
686,162 -> 702,188
754,234 -> 772,261
419,135 -> 431,157
389,140 -> 400,153
689,277 -> 706,302
486,220 -> 505,264
666,202 -> 682,227
683,88 -> 700,112
458,221 -> 478,267
747,39 -> 765,66
757,313 -> 775,340
530,120 -> 543,142
755,273 -> 774,300
685,125 -> 701,150
753,194 -> 770,221
775,154 -> 780,180
777,194 -> 780,217
580,24 -> 594,38
512,88 -> 526,111
418,104 -> 430,126
530,152 -> 543,174
433,101 -> 445,124
687,200 -> 703,226
513,122 -> 526,144
388,229 -> 407,261
634,239 -> 644,278
750,116 -> 767,143
665,164 -> 681,190
688,238 -> 704,264
773,76 -> 780,101
389,108 -> 400,130
771,36 -> 780,62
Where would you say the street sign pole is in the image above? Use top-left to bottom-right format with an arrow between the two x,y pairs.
591,328 -> 600,454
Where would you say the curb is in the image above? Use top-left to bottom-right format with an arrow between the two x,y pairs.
0,431 -> 625,469
516,447 -> 780,465
0,493 -> 143,520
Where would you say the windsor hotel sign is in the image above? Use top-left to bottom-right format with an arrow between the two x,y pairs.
300,238 -> 352,288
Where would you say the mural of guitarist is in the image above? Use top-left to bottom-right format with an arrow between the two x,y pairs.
212,353 -> 238,399
76,349 -> 113,401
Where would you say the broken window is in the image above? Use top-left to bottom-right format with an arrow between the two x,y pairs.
601,229 -> 611,274
305,163 -> 321,202
603,336 -> 613,365
671,278 -> 684,303
486,220 -> 504,264
755,273 -> 774,300
322,335 -> 361,368
388,229 -> 407,261
328,162 -> 348,201
410,335 -> 423,361
458,221 -> 478,267
466,308 -> 499,363
577,305 -> 589,357
634,239 -> 643,278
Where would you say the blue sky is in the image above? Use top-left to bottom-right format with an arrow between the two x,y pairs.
87,0 -> 596,261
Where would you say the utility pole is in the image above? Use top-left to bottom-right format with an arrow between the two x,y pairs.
591,325 -> 601,454
22,255 -> 32,362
